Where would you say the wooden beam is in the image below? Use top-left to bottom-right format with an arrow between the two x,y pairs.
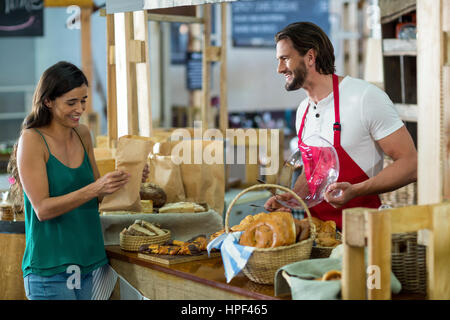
80,7 -> 94,114
443,1 -> 450,200
367,211 -> 391,300
427,202 -> 450,299
342,209 -> 366,300
148,13 -> 204,24
114,12 -> 139,136
106,14 -> 118,148
219,2 -> 228,134
201,4 -> 212,130
205,46 -> 222,62
417,0 -> 444,204
133,10 -> 153,137
106,0 -> 237,13
45,0 -> 93,7
128,40 -> 146,63
341,208 -> 367,247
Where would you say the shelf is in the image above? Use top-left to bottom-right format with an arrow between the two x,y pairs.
383,39 -> 417,56
0,112 -> 27,120
394,103 -> 417,122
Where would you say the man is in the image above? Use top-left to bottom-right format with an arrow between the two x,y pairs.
264,22 -> 417,230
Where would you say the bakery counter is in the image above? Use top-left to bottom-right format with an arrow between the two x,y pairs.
105,245 -> 290,300
0,220 -> 26,300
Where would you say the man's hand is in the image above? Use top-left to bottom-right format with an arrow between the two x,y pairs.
324,182 -> 356,208
264,192 -> 294,212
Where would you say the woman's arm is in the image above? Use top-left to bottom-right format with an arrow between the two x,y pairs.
17,129 -> 129,222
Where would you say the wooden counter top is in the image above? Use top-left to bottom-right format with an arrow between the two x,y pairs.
105,245 -> 290,300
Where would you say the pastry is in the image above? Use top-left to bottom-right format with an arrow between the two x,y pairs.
320,270 -> 342,281
239,212 -> 297,248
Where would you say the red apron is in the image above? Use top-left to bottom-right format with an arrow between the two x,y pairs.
297,74 -> 381,230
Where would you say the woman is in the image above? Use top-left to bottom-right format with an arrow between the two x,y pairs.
8,61 -> 139,300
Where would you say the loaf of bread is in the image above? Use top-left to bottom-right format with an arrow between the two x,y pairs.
123,219 -> 167,237
158,202 -> 206,213
239,212 -> 297,248
140,183 -> 167,208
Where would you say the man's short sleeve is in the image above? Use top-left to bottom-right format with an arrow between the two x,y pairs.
361,84 -> 404,141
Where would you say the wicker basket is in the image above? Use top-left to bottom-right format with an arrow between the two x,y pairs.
224,184 -> 317,285
391,232 -> 427,295
119,229 -> 171,252
310,232 -> 342,259
380,157 -> 417,207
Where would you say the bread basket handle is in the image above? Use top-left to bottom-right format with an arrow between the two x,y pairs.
224,184 -> 317,237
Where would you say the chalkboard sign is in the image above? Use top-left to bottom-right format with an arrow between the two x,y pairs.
231,0 -> 330,47
186,51 -> 203,90
0,0 -> 44,37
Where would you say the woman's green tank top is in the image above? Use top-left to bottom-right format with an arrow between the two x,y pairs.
22,128 -> 108,277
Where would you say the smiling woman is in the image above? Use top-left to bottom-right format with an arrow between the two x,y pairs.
6,61 -> 135,300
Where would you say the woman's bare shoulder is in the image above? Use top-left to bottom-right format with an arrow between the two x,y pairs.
19,128 -> 47,157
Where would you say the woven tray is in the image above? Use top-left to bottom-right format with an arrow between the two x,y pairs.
119,229 -> 171,252
225,184 -> 317,285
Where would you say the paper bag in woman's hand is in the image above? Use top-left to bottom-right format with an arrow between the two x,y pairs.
99,136 -> 152,212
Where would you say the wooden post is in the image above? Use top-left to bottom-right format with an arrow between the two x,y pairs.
342,208 -> 367,300
417,0 -> 445,204
114,12 -> 138,136
219,3 -> 228,134
443,0 -> 450,200
367,210 -> 391,300
201,4 -> 212,130
106,14 -> 118,148
427,203 -> 450,299
133,10 -> 152,137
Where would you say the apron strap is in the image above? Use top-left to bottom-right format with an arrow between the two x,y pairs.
298,74 -> 341,147
332,74 -> 342,147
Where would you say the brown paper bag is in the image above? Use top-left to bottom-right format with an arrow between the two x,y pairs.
164,139 -> 225,215
99,135 -> 152,212
147,154 -> 186,203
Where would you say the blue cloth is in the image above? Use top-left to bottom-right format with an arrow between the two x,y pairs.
207,232 -> 255,283
24,271 -> 93,300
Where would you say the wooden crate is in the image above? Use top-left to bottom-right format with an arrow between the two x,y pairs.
342,203 -> 450,300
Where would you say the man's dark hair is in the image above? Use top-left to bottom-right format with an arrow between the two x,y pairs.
275,22 -> 336,75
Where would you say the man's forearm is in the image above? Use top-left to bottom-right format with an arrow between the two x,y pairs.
353,155 -> 417,198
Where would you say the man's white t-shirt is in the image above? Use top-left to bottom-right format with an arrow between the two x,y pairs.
295,76 -> 404,178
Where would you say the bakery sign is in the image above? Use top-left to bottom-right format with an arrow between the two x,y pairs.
0,0 -> 44,37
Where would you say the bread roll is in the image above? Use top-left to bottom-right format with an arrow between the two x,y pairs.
140,183 -> 167,208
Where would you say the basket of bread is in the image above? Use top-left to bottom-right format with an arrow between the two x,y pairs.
309,217 -> 342,259
120,219 -> 171,251
221,184 -> 317,285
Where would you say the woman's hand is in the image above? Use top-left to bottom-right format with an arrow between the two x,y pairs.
324,182 -> 356,208
94,170 -> 130,197
142,163 -> 149,183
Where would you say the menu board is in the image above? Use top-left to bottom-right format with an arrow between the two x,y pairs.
231,0 -> 330,47
0,0 -> 44,37
186,51 -> 203,90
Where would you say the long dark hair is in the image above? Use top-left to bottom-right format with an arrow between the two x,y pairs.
7,61 -> 88,213
275,22 -> 336,75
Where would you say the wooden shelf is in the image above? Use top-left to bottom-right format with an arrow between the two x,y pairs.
394,103 -> 418,122
383,39 -> 417,56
